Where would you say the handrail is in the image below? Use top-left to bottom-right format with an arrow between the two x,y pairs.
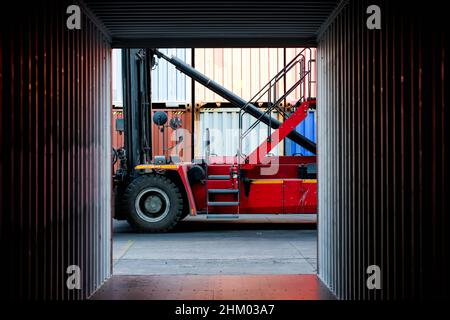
241,69 -> 312,141
154,48 -> 316,154
238,48 -> 315,165
240,54 -> 307,117
241,48 -> 309,111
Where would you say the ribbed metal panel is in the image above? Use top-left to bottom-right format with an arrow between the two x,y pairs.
112,107 -> 282,161
112,109 -> 125,172
151,109 -> 193,162
0,1 -> 112,300
317,0 -> 450,299
113,48 -> 315,105
112,110 -> 125,150
111,108 -> 193,162
285,111 -> 316,156
196,109 -> 281,157
83,1 -> 340,47
112,48 -> 316,107
152,48 -> 191,104
195,48 -> 284,103
194,48 -> 316,103
113,48 -> 191,106
112,49 -> 123,106
112,47 -> 316,159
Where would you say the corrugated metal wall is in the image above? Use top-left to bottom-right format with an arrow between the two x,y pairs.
113,48 -> 317,106
111,47 -> 317,159
112,109 -> 125,172
152,48 -> 191,105
112,110 -> 125,150
195,48 -> 284,103
194,48 -> 317,158
285,111 -> 317,156
111,109 -> 193,162
151,109 -> 193,162
317,0 -> 450,299
112,48 -> 191,106
111,107 -> 285,160
196,109 -> 282,157
112,49 -> 123,106
0,1 -> 112,300
194,48 -> 316,103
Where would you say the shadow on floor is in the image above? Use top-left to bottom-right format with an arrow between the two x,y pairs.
114,214 -> 317,233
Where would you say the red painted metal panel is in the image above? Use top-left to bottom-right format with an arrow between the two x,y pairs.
284,180 -> 317,214
190,156 -> 317,214
177,165 -> 198,215
244,182 -> 284,214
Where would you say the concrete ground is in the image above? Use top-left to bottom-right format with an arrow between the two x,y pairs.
113,214 -> 317,276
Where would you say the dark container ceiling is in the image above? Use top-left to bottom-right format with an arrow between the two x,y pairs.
81,0 -> 341,47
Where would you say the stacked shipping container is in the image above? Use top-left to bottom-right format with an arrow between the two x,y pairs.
112,48 -> 191,106
197,108 -> 282,158
195,48 -> 316,103
111,48 -> 317,160
152,48 -> 192,105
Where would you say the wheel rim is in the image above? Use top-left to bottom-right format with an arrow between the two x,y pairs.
135,188 -> 170,223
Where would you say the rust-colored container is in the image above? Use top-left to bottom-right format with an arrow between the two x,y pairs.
111,110 -> 125,171
111,108 -> 193,163
151,108 -> 193,162
112,110 -> 125,150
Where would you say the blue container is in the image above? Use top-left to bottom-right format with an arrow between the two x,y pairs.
285,110 -> 316,156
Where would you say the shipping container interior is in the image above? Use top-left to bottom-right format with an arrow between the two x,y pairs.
2,0 -> 449,302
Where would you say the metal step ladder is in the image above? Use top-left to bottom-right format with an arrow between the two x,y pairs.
204,129 -> 240,219
202,49 -> 315,219
205,174 -> 240,219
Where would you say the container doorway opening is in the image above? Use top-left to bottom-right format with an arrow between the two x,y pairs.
107,47 -> 326,300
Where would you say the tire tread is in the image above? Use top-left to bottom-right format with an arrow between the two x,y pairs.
123,174 -> 183,232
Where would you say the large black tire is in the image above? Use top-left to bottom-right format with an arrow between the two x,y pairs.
123,174 -> 184,232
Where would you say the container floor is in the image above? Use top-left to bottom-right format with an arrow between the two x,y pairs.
90,274 -> 335,300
